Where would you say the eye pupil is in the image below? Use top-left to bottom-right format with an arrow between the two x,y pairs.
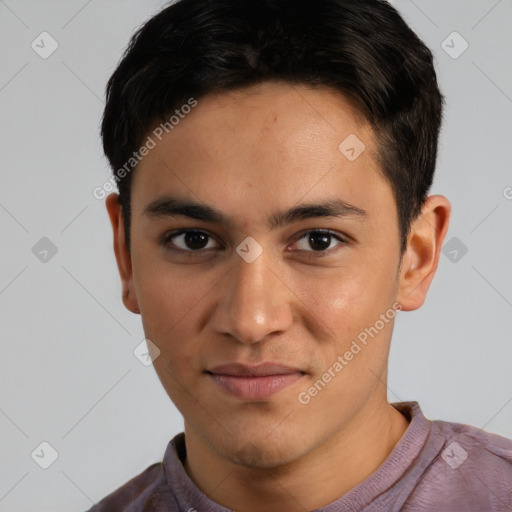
309,232 -> 331,251
185,231 -> 209,250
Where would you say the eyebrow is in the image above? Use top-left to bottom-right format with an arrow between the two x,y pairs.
143,195 -> 367,230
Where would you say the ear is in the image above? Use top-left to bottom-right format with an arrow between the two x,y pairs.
105,193 -> 140,314
397,195 -> 451,311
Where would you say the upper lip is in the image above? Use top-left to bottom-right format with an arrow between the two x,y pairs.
207,363 -> 304,377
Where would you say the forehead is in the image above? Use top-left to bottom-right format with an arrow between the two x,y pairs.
163,81 -> 373,156
131,82 -> 392,226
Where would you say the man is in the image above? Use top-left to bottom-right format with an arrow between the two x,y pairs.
90,0 -> 512,510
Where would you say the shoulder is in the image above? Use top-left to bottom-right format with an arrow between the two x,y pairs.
405,418 -> 512,511
433,418 -> 512,469
86,462 -> 179,512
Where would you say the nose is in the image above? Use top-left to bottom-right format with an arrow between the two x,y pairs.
210,248 -> 294,344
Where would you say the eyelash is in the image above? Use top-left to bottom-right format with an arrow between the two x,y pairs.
160,229 -> 347,259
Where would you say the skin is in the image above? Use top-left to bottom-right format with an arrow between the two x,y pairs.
106,81 -> 451,511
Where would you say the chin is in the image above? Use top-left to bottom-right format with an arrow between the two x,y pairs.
216,429 -> 306,469
230,442 -> 293,468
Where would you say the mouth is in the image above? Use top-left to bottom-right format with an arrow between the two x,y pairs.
206,363 -> 306,400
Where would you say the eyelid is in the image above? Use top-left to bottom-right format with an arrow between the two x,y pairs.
293,228 -> 347,243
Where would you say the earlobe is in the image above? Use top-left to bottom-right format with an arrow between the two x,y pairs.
397,195 -> 451,311
122,288 -> 140,315
105,193 -> 141,315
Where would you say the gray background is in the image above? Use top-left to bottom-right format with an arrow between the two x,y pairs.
0,0 -> 511,510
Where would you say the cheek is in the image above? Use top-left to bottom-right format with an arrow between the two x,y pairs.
131,249 -> 207,335
297,269 -> 391,330
131,275 -> 205,388
293,261 -> 398,372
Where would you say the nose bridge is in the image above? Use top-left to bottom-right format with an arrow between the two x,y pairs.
213,249 -> 293,344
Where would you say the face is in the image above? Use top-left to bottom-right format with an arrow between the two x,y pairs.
120,82 -> 405,467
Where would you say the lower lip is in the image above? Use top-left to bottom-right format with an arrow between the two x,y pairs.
208,373 -> 304,400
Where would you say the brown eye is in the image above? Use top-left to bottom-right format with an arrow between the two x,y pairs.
164,230 -> 220,252
294,230 -> 345,253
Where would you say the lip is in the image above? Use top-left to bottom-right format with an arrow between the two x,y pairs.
206,363 -> 306,400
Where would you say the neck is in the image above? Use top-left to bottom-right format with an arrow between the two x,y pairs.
183,398 -> 410,512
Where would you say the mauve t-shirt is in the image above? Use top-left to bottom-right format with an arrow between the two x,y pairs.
86,402 -> 512,511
